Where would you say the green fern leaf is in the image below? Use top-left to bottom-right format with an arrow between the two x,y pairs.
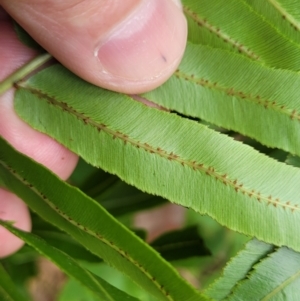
144,43 -> 300,156
182,0 -> 300,70
227,245 -> 300,300
12,65 -> 300,252
205,239 -> 274,300
243,0 -> 300,45
0,221 -> 139,301
0,264 -> 29,301
0,136 -> 206,301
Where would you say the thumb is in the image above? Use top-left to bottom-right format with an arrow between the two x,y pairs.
1,0 -> 187,94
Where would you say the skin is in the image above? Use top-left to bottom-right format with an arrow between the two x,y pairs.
0,0 -> 187,258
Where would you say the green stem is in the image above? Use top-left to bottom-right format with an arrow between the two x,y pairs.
0,53 -> 52,96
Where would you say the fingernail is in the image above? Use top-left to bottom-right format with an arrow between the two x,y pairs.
95,0 -> 187,92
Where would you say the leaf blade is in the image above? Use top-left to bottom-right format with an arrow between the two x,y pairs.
0,221 -> 139,301
12,64 -> 300,253
144,43 -> 300,156
182,0 -> 300,70
205,239 -> 274,300
150,226 -> 211,262
0,136 -> 206,301
0,264 -> 29,301
227,246 -> 300,300
243,0 -> 300,45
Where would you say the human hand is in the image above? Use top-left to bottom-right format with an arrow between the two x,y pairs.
0,0 -> 187,258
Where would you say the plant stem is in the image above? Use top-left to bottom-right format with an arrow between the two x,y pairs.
0,53 -> 52,96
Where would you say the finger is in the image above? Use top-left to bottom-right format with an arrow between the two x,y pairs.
1,0 -> 187,94
0,12 -> 78,257
0,190 -> 31,258
0,14 -> 78,179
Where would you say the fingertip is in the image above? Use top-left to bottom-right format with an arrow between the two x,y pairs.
93,0 -> 187,93
0,189 -> 31,258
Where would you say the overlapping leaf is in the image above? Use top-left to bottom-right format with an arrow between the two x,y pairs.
205,238 -> 300,300
12,65 -> 300,252
243,0 -> 300,45
33,229 -> 99,262
13,22 -> 45,52
227,245 -> 300,300
182,0 -> 300,70
79,169 -> 166,216
2,1 -> 300,300
0,221 -> 139,301
144,43 -> 300,156
286,154 -> 300,167
205,239 -> 274,300
0,264 -> 28,301
0,137 -> 205,301
150,226 -> 210,262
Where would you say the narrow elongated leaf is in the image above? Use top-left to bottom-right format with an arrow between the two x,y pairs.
59,279 -> 100,301
69,158 -> 98,187
0,247 -> 37,292
182,0 -> 300,70
99,187 -> 165,217
227,246 -> 300,300
13,22 -> 44,52
33,230 -> 99,262
0,264 -> 29,301
0,290 -> 12,301
144,43 -> 300,156
205,239 -> 274,300
150,226 -> 210,261
0,221 -> 139,301
59,264 -> 154,301
12,65 -> 300,252
286,154 -> 300,167
0,137 -> 206,301
243,0 -> 300,45
75,167 -> 118,197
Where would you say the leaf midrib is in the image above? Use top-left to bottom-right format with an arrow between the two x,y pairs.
174,69 -> 300,121
183,5 -> 260,60
267,0 -> 300,31
261,268 -> 300,300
